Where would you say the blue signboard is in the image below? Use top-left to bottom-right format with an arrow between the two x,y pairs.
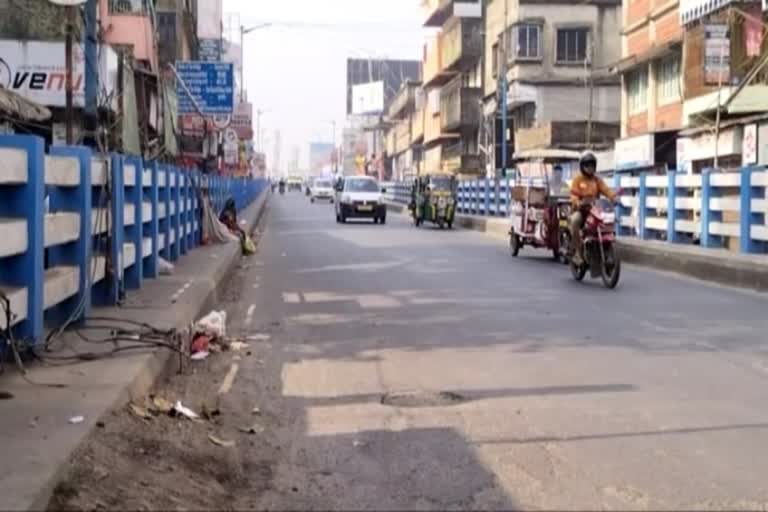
176,61 -> 234,115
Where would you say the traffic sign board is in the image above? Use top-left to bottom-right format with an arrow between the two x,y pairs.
176,61 -> 234,115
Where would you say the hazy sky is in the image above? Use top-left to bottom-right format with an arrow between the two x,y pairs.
222,0 -> 426,169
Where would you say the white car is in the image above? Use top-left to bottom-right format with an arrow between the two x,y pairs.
334,176 -> 387,224
310,178 -> 335,203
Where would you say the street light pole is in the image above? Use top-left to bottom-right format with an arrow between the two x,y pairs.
239,23 -> 271,102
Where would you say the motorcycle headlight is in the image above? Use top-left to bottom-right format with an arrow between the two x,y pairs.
438,197 -> 447,207
601,212 -> 616,224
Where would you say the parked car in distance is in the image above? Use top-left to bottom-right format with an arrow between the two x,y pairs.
335,176 -> 387,224
310,178 -> 335,203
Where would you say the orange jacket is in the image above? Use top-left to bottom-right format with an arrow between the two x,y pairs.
570,173 -> 616,207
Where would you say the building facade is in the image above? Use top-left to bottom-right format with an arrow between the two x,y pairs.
483,0 -> 623,172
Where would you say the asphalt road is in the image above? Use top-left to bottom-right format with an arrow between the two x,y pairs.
235,192 -> 768,510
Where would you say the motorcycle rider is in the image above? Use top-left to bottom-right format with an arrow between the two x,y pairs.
569,152 -> 617,266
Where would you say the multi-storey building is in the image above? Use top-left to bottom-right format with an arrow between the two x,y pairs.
483,0 -> 623,172
421,0 -> 484,176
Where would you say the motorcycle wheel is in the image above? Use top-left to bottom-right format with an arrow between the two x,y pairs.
601,245 -> 621,289
570,261 -> 587,281
438,219 -> 445,230
509,231 -> 521,257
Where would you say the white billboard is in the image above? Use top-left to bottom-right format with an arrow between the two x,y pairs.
0,40 -> 118,109
351,81 -> 384,114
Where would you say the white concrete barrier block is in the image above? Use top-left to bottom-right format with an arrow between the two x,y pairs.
645,175 -> 667,188
752,225 -> 768,241
709,221 -> 740,237
142,237 -> 152,258
157,203 -> 167,219
752,172 -> 768,187
123,164 -> 136,186
142,171 -> 152,187
709,197 -> 740,212
122,243 -> 136,269
124,203 -> 136,226
45,155 -> 79,186
710,173 -> 741,187
619,176 -> 640,188
751,198 -> 768,214
0,285 -> 28,329
0,217 -> 28,258
675,174 -> 701,188
645,216 -> 667,230
158,232 -> 166,250
158,171 -> 167,187
43,265 -> 80,310
675,197 -> 698,210
0,148 -> 28,184
675,219 -> 700,233
169,202 -> 176,215
91,158 -> 108,185
645,196 -> 666,208
91,255 -> 107,283
44,212 -> 80,248
91,208 -> 111,235
170,172 -> 177,187
141,202 -> 152,223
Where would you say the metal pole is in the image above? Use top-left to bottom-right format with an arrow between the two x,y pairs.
240,25 -> 245,102
713,18 -> 729,170
65,5 -> 76,144
84,0 -> 98,133
500,0 -> 509,179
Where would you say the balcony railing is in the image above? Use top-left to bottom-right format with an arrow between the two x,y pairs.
440,76 -> 481,132
423,35 -> 456,88
441,17 -> 482,71
423,0 -> 481,28
395,121 -> 411,154
442,141 -> 482,174
411,109 -> 425,143
109,0 -> 149,14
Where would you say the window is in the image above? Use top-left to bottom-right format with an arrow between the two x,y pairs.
556,28 -> 589,63
345,179 -> 379,192
515,24 -> 541,60
492,42 -> 499,78
656,54 -> 681,104
627,67 -> 648,114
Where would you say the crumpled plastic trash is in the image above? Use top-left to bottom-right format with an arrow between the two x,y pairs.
190,351 -> 210,361
158,257 -> 175,276
191,333 -> 212,354
172,401 -> 199,420
68,415 -> 85,425
195,310 -> 227,338
208,434 -> 235,447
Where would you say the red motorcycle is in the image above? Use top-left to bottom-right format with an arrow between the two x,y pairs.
570,198 -> 621,289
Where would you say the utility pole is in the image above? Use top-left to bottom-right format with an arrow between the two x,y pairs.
500,0 -> 509,179
713,14 -> 730,170
65,4 -> 76,144
84,0 -> 98,145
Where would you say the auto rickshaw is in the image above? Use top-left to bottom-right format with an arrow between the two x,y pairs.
410,173 -> 457,229
508,150 -> 578,262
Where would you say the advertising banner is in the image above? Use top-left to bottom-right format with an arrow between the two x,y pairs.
0,39 -> 118,109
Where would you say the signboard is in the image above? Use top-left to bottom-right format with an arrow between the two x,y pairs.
0,40 -> 118,109
231,102 -> 253,140
759,122 -> 768,165
614,134 -> 654,169
704,24 -> 730,85
351,81 -> 384,114
198,39 -> 222,62
176,61 -> 234,114
743,124 -> 758,165
223,127 -> 239,165
676,138 -> 690,173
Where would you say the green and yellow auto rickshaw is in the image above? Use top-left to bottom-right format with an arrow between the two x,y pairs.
410,173 -> 457,229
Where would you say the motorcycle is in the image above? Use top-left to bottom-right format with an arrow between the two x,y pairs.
570,197 -> 621,289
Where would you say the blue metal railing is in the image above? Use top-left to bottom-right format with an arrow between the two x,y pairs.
0,134 -> 266,345
384,168 -> 768,255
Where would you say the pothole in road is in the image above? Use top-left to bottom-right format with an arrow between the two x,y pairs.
380,390 -> 466,408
